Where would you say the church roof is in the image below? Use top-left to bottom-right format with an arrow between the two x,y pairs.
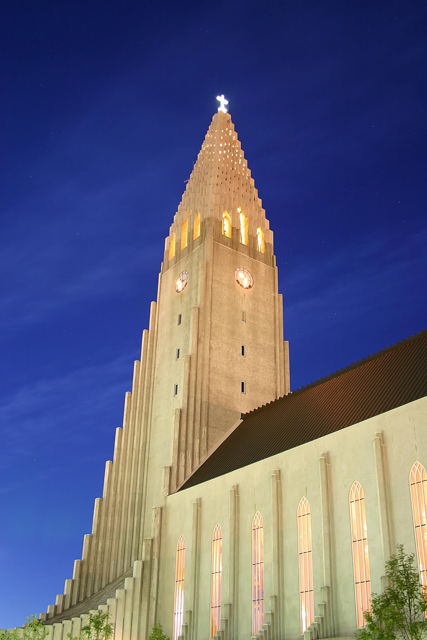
179,330 -> 427,491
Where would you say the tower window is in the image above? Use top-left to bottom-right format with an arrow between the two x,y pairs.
241,345 -> 245,356
256,227 -> 265,254
194,212 -> 201,240
238,208 -> 248,246
176,348 -> 180,360
174,384 -> 178,396
178,314 -> 182,325
222,211 -> 231,238
241,310 -> 246,322
241,381 -> 246,394
181,220 -> 188,250
349,481 -> 371,627
169,233 -> 176,259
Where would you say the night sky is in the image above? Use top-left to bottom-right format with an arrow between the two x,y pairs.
1,0 -> 426,629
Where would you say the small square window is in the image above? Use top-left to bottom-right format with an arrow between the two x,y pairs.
241,381 -> 246,394
241,310 -> 246,322
178,314 -> 182,325
241,345 -> 245,356
176,348 -> 180,359
174,384 -> 178,396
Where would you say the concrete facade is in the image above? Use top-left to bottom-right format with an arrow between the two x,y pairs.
9,110 -> 427,640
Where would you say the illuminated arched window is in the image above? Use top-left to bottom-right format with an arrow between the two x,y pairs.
349,482 -> 371,627
239,209 -> 248,246
410,462 -> 427,589
252,512 -> 264,636
181,220 -> 188,250
210,524 -> 222,639
256,227 -> 265,253
193,212 -> 201,240
173,535 -> 185,640
298,497 -> 314,633
222,211 -> 231,238
169,233 -> 176,260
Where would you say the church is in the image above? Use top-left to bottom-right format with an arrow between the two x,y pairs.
15,99 -> 427,640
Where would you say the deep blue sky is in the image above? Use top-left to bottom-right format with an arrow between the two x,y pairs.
1,0 -> 426,629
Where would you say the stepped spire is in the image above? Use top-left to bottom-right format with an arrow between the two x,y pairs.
164,109 -> 274,269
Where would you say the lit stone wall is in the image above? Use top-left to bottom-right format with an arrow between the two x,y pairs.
157,396 -> 427,640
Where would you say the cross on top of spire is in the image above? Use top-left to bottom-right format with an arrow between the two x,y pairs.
216,94 -> 229,113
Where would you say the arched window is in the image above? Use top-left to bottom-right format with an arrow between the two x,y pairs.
210,524 -> 222,639
239,209 -> 248,246
410,462 -> 427,589
349,482 -> 371,627
256,227 -> 265,254
252,512 -> 264,635
297,497 -> 314,633
169,233 -> 176,260
222,211 -> 231,238
173,535 -> 185,640
193,212 -> 201,240
181,220 -> 188,250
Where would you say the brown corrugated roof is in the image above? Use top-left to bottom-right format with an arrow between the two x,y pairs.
179,331 -> 427,491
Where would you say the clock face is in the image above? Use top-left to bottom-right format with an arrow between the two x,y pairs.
175,270 -> 189,293
235,268 -> 253,289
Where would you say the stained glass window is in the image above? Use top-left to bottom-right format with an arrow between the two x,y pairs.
210,524 -> 222,638
173,535 -> 185,640
252,512 -> 264,635
349,482 -> 371,627
410,462 -> 427,590
297,497 -> 314,633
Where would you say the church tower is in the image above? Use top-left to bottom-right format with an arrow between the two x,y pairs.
39,100 -> 290,620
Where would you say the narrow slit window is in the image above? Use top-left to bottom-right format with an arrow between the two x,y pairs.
173,535 -> 185,640
238,208 -> 248,246
193,212 -> 201,240
210,525 -> 223,639
252,512 -> 264,635
178,314 -> 182,325
410,462 -> 427,590
298,497 -> 314,633
181,220 -> 188,250
349,481 -> 371,627
222,211 -> 232,238
169,233 -> 176,259
241,345 -> 245,356
174,384 -> 178,396
241,381 -> 246,394
176,348 -> 180,360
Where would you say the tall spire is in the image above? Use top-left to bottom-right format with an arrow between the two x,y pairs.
164,109 -> 274,269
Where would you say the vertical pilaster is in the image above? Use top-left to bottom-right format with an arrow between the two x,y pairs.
200,234 -> 214,458
93,460 -> 112,593
319,452 -> 335,637
102,427 -> 122,587
188,307 -> 200,472
373,431 -> 394,564
271,470 -> 283,639
190,499 -> 201,640
131,325 -> 154,561
229,485 -> 239,640
110,392 -> 132,581
148,507 -> 162,631
117,361 -> 141,576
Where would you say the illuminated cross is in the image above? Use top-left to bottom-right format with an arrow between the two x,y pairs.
216,94 -> 229,113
